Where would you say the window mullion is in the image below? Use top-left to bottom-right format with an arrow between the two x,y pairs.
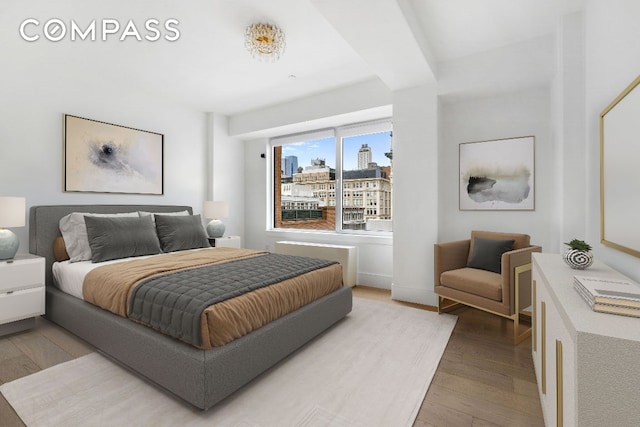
335,134 -> 343,233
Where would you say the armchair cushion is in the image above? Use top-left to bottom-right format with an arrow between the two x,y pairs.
440,267 -> 502,301
466,237 -> 515,273
469,230 -> 530,256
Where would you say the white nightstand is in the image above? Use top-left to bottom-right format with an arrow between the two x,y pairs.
0,254 -> 45,336
208,236 -> 241,248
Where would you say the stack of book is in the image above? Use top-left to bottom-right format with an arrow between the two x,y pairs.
574,275 -> 640,318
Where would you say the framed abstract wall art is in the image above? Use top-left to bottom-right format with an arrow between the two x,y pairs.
459,136 -> 535,211
64,115 -> 164,195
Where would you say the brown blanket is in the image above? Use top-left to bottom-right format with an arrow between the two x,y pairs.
83,248 -> 343,348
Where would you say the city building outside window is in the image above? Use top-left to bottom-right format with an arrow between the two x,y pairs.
271,120 -> 392,233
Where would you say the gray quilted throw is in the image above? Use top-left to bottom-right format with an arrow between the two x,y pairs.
129,253 -> 337,346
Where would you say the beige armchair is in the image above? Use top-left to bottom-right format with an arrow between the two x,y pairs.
434,230 -> 541,344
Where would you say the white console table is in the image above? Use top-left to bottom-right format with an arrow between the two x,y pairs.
532,253 -> 640,427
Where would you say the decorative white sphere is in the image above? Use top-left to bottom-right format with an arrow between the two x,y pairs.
562,249 -> 594,270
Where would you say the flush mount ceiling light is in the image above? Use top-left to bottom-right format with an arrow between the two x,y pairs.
244,22 -> 286,62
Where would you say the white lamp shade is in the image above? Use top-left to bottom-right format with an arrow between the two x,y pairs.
203,201 -> 229,219
0,197 -> 26,228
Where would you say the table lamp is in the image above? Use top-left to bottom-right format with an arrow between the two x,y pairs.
0,197 -> 26,260
203,201 -> 229,238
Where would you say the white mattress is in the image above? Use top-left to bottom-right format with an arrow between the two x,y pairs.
52,256 -> 151,300
52,248 -> 212,300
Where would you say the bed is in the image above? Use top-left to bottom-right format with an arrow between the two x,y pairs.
28,204 -> 353,410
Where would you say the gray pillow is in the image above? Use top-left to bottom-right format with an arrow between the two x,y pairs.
137,210 -> 190,222
59,211 -> 139,262
84,215 -> 162,263
466,237 -> 515,274
154,214 -> 210,252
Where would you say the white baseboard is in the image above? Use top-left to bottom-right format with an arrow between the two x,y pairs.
357,272 -> 392,289
391,283 -> 438,307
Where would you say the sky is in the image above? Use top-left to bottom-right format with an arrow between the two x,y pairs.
281,131 -> 393,171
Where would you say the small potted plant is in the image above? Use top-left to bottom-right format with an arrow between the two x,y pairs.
562,239 -> 594,269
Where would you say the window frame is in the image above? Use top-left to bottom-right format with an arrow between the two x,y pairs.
269,119 -> 392,235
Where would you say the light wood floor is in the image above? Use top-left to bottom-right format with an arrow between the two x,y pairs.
354,286 -> 544,427
0,287 -> 543,426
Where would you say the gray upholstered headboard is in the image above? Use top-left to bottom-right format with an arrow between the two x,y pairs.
29,204 -> 193,287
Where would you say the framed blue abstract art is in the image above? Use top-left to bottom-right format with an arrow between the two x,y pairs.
64,115 -> 164,195
459,136 -> 535,211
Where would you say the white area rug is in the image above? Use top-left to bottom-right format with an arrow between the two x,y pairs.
1,298 -> 456,427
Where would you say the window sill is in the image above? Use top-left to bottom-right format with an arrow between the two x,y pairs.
266,229 -> 392,246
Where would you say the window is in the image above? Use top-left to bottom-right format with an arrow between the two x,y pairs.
340,122 -> 392,231
271,120 -> 392,233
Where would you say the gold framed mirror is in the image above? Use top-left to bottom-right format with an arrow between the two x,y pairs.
600,74 -> 640,258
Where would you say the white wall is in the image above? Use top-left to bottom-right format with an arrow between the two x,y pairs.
583,0 -> 640,281
0,47 -> 208,254
229,79 -> 392,138
243,138 -> 270,253
208,113 -> 244,239
391,84 -> 439,305
434,1 -> 640,288
554,12 -> 587,252
438,87 -> 554,251
434,24 -> 556,260
437,35 -> 555,101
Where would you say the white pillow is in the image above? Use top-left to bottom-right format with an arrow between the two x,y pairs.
137,210 -> 190,222
59,212 -> 139,262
